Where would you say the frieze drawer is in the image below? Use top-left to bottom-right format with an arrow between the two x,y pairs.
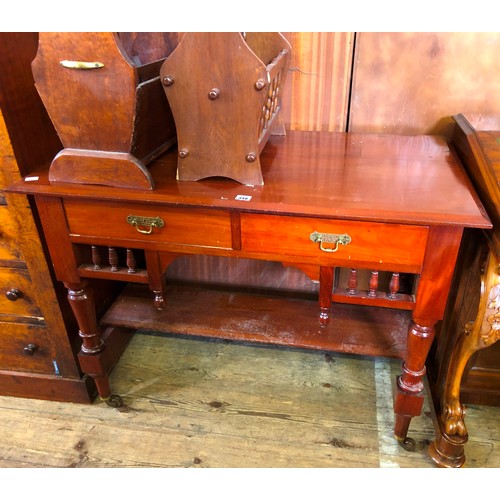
63,199 -> 233,250
241,213 -> 428,271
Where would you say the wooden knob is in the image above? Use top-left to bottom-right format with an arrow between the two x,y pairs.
162,75 -> 174,87
255,78 -> 266,90
208,88 -> 220,100
6,288 -> 21,301
23,343 -> 38,356
246,152 -> 257,162
178,148 -> 189,158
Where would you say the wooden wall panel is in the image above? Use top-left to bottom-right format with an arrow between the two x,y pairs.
281,32 -> 354,132
349,33 -> 500,137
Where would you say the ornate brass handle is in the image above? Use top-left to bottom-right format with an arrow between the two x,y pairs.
126,215 -> 165,235
60,60 -> 104,69
310,231 -> 352,253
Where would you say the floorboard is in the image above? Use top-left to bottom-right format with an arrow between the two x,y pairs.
0,330 -> 498,471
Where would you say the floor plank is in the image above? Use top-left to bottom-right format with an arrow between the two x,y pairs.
0,330 -> 498,470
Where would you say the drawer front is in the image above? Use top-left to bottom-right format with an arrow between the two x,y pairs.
0,321 -> 55,373
64,199 -> 233,249
241,214 -> 428,269
0,267 -> 42,318
0,204 -> 23,261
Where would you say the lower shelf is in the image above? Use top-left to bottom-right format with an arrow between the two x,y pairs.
101,284 -> 411,359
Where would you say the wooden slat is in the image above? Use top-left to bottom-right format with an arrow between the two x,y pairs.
332,289 -> 415,311
78,265 -> 149,283
0,331 -> 498,468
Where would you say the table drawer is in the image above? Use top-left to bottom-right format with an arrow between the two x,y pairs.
241,214 -> 428,269
0,267 -> 42,318
64,199 -> 233,249
0,321 -> 54,373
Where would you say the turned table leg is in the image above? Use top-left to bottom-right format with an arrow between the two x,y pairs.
393,226 -> 463,451
319,266 -> 334,326
429,250 -> 500,467
148,250 -> 178,311
394,320 -> 436,450
65,280 -> 122,407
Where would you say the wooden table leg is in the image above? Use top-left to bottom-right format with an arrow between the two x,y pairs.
319,266 -> 334,326
146,250 -> 169,310
394,226 -> 463,450
429,249 -> 500,467
65,280 -> 124,407
394,320 -> 435,450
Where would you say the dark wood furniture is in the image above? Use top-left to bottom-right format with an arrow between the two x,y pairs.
160,32 -> 291,186
8,129 -> 490,449
0,33 -> 110,402
32,32 -> 180,190
429,114 -> 500,467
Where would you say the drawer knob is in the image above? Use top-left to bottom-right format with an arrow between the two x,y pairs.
310,232 -> 352,253
126,215 -> 165,235
23,343 -> 38,356
6,288 -> 21,301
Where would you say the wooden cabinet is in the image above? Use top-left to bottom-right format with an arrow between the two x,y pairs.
434,113 -> 500,409
428,114 -> 500,466
0,33 -> 97,402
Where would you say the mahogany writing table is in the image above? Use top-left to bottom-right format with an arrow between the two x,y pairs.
8,130 -> 491,451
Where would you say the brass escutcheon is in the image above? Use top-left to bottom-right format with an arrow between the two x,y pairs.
126,215 -> 165,235
310,231 -> 352,253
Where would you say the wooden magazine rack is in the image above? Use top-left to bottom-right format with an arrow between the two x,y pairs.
160,32 -> 291,186
32,32 -> 181,190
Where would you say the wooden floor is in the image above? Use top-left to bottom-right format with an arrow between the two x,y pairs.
0,329 -> 499,469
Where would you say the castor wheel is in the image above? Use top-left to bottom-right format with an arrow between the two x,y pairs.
100,394 -> 124,408
397,436 -> 417,452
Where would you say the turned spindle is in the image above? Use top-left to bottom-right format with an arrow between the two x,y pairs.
347,268 -> 358,295
91,245 -> 101,270
368,271 -> 379,297
108,247 -> 119,272
126,249 -> 137,274
388,272 -> 400,299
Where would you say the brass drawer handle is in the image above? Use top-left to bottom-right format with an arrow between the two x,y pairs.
126,215 -> 165,235
310,232 -> 352,253
60,60 -> 104,69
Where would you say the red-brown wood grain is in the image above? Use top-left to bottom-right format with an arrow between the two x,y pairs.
6,107 -> 491,448
10,131 -> 490,229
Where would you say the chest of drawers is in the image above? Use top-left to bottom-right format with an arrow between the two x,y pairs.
0,33 -> 128,402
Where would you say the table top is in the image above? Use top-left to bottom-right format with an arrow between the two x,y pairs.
10,130 -> 491,228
